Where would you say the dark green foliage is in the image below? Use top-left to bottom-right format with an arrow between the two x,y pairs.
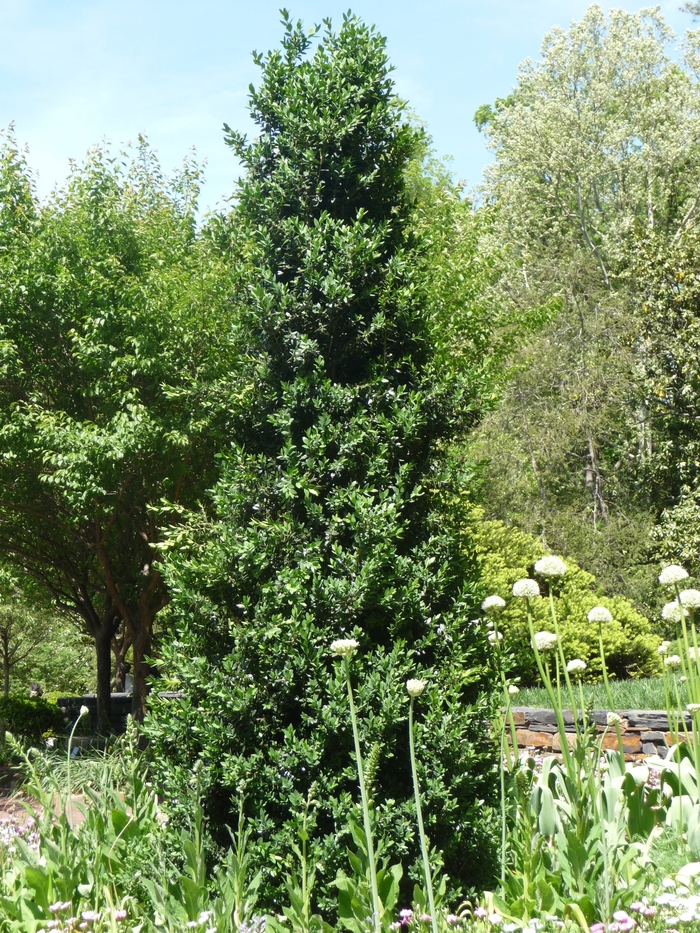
145,12 -> 497,911
0,695 -> 65,743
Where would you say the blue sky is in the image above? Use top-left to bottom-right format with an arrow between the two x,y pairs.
0,1 -> 693,213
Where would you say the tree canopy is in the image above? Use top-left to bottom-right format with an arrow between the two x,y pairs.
0,136 -> 241,725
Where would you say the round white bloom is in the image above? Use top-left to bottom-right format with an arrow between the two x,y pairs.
79,705 -> 90,718
566,658 -> 587,675
481,595 -> 506,615
533,631 -> 558,652
330,638 -> 359,658
487,631 -> 503,645
607,712 -> 623,726
406,679 -> 425,698
658,641 -> 671,656
512,579 -> 540,598
681,675 -> 688,684
680,589 -> 700,608
534,556 -> 568,578
508,684 -> 520,696
587,606 -> 613,624
689,647 -> 699,662
659,565 -> 690,586
665,655 -> 682,670
662,601 -> 687,623
687,704 -> 700,715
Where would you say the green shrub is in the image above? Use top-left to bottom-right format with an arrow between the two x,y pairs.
144,14 -> 499,911
0,695 -> 65,744
469,508 -> 661,684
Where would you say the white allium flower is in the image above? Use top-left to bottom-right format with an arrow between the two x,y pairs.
689,647 -> 699,662
658,641 -> 671,656
587,606 -> 613,624
687,704 -> 700,715
508,684 -> 520,696
607,712 -> 623,726
566,658 -> 587,674
533,631 -> 558,652
513,579 -> 540,598
659,565 -> 690,586
534,556 -> 567,578
330,638 -> 359,658
487,631 -> 503,645
665,655 -> 682,670
79,705 -> 90,718
406,679 -> 425,698
680,589 -> 700,608
662,601 -> 687,623
681,675 -> 688,684
481,595 -> 506,615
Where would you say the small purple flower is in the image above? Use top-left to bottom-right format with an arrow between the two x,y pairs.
400,909 -> 414,925
420,915 -> 432,924
446,916 -> 460,925
474,908 -> 488,920
591,924 -> 605,933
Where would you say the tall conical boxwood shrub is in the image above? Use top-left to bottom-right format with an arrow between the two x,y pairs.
145,13 -> 497,907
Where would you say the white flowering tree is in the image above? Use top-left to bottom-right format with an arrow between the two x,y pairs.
470,6 -> 700,604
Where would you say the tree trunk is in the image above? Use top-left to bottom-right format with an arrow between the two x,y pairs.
2,634 -> 9,697
95,629 -> 114,734
111,623 -> 131,692
130,620 -> 152,721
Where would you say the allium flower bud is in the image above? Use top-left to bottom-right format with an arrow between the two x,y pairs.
508,684 -> 520,696
688,704 -> 700,715
481,595 -> 506,615
566,658 -> 587,674
607,712 -> 622,726
587,606 -> 612,624
487,631 -> 503,645
512,579 -> 540,598
659,565 -> 690,586
330,638 -> 359,658
79,705 -> 90,718
534,556 -> 567,577
533,631 -> 558,652
406,679 -> 425,698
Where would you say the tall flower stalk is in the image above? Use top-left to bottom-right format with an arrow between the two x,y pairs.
331,639 -> 381,933
66,704 -> 89,825
406,679 -> 438,933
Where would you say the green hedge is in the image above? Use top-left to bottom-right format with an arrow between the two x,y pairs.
0,696 -> 65,744
469,508 -> 661,684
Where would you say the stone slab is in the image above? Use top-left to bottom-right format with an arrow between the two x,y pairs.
515,729 -> 553,749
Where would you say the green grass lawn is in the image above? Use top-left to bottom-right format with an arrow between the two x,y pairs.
516,676 -> 685,710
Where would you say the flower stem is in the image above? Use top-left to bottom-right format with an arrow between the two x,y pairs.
343,658 -> 381,933
409,697 -> 438,933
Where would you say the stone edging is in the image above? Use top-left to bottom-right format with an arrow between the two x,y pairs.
512,707 -> 689,759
